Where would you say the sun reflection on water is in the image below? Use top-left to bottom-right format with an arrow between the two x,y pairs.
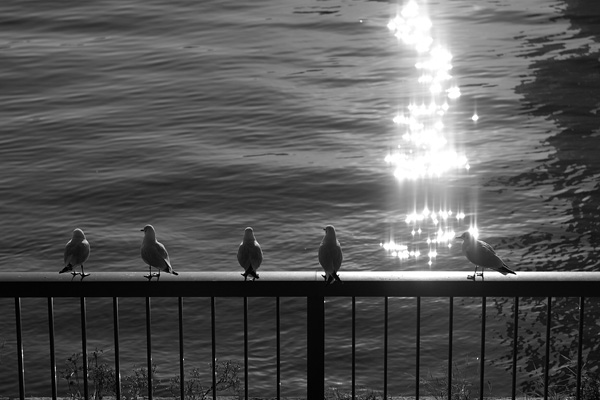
385,0 -> 468,182
382,0 -> 476,266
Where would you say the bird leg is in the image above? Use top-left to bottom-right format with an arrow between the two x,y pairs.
144,266 -> 159,280
478,267 -> 484,278
467,265 -> 478,281
241,272 -> 248,281
80,264 -> 90,278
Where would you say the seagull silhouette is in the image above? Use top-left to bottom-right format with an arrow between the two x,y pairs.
237,227 -> 263,281
141,225 -> 178,280
60,228 -> 91,277
318,225 -> 343,285
456,231 -> 516,280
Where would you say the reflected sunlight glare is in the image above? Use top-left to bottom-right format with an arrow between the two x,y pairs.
386,1 -> 468,181
382,0 -> 476,266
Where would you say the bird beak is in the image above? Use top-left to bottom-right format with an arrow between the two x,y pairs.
140,228 -> 144,232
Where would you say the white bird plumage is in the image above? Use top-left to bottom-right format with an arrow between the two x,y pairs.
237,227 -> 263,281
318,225 -> 343,285
60,228 -> 91,277
456,231 -> 516,280
141,224 -> 178,279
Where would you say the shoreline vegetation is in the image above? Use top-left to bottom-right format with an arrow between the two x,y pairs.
2,349 -> 598,400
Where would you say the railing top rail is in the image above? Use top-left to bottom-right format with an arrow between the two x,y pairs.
0,271 -> 598,298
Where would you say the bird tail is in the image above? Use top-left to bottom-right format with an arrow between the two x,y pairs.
242,268 -> 259,281
59,265 -> 73,274
500,264 -> 516,275
332,271 -> 343,283
324,272 -> 342,286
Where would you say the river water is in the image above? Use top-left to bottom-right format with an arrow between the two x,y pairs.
1,0 -> 599,397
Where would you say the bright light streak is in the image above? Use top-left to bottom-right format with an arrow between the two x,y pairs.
447,86 -> 461,99
383,1 -> 474,267
468,226 -> 479,239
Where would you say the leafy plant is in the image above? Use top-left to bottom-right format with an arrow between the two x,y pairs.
123,363 -> 159,400
420,362 -> 476,400
327,386 -> 382,400
582,372 -> 600,400
60,347 -> 116,400
168,360 -> 241,400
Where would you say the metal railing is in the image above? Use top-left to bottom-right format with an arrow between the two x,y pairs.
1,271 -> 598,400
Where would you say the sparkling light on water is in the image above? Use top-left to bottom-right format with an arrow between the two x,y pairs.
382,0 -> 476,265
385,1 -> 468,182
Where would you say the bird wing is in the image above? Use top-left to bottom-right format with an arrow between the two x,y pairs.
319,242 -> 343,274
333,241 -> 343,273
64,239 -> 90,266
318,244 -> 331,273
142,240 -> 172,272
466,240 -> 504,270
249,241 -> 263,271
64,239 -> 75,265
237,243 -> 250,269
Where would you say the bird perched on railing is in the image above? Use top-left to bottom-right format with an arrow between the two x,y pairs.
456,231 -> 516,280
60,228 -> 91,277
141,224 -> 178,279
238,227 -> 263,281
319,225 -> 343,285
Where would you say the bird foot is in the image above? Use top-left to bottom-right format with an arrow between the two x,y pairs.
80,272 -> 90,278
144,273 -> 160,280
467,274 -> 476,281
71,271 -> 79,276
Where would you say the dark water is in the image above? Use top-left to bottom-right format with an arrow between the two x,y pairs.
1,0 -> 600,397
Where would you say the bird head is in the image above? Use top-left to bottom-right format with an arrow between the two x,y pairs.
243,227 -> 255,240
141,224 -> 156,239
72,228 -> 86,240
455,231 -> 472,241
323,225 -> 336,238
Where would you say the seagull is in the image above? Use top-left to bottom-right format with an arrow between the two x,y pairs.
318,225 -> 343,285
456,231 -> 516,280
141,224 -> 178,279
60,228 -> 91,277
237,227 -> 263,281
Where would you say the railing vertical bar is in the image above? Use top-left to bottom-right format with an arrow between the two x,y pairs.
416,297 -> 421,400
113,297 -> 122,400
244,297 -> 249,400
146,297 -> 153,400
81,297 -> 89,400
47,297 -> 57,400
211,297 -> 217,400
384,297 -> 388,400
544,297 -> 552,400
179,297 -> 185,400
15,297 -> 25,400
479,296 -> 486,400
306,295 -> 325,400
448,297 -> 454,400
511,297 -> 519,400
576,297 -> 585,400
352,296 -> 356,400
276,297 -> 281,400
